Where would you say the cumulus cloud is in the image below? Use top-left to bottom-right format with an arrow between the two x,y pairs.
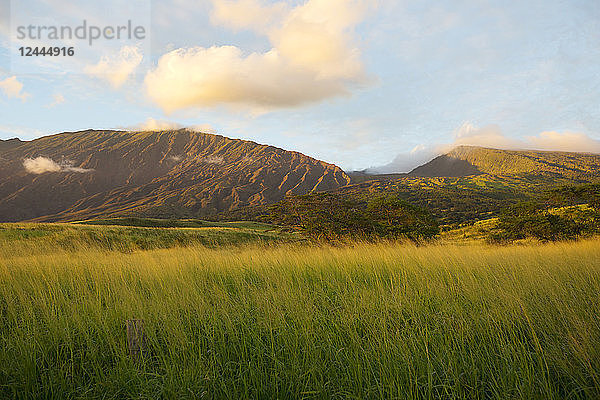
272,0 -> 370,80
370,122 -> 600,173
85,46 -> 143,88
23,157 -> 94,174
145,0 -> 373,113
0,76 -> 30,101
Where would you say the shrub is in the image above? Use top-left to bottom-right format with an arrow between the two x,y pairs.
491,201 -> 600,242
269,193 -> 439,241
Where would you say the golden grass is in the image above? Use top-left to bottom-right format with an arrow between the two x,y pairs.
1,237 -> 599,398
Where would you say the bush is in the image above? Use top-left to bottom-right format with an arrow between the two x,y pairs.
269,193 -> 439,241
491,201 -> 600,242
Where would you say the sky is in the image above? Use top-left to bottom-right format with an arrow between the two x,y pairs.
0,0 -> 599,172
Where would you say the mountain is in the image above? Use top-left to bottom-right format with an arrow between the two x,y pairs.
3,134 -> 599,226
409,145 -> 600,179
0,130 -> 350,222
318,146 -> 600,227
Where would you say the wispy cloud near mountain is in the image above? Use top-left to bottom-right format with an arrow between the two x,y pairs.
23,157 -> 94,174
370,123 -> 600,173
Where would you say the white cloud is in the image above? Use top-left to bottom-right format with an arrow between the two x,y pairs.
59,159 -> 95,173
0,76 -> 30,101
526,131 -> 600,153
145,0 -> 373,113
271,0 -> 371,80
451,123 -> 600,153
452,122 -> 522,149
23,157 -> 94,174
85,46 -> 143,88
131,118 -> 183,131
367,144 -> 441,174
23,157 -> 62,174
370,122 -> 600,173
190,124 -> 217,134
128,118 -> 217,134
48,94 -> 66,108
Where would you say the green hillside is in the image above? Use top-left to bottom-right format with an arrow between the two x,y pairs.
411,145 -> 600,179
326,147 -> 600,227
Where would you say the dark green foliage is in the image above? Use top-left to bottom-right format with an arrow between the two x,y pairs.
269,193 -> 439,240
366,195 -> 440,239
491,201 -> 600,242
546,184 -> 600,209
218,181 -> 600,237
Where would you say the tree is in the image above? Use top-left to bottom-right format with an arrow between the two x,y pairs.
366,195 -> 439,239
491,201 -> 600,242
269,193 -> 439,241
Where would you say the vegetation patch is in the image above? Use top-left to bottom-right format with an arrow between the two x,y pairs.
0,222 -> 298,254
269,193 -> 439,241
491,202 -> 600,242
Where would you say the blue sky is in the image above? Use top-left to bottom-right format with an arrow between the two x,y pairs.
0,0 -> 599,172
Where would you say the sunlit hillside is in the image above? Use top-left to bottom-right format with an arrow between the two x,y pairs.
0,130 -> 350,222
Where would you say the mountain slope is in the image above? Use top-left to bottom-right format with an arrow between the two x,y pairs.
0,130 -> 350,222
0,138 -> 24,151
410,146 -> 600,179
315,146 -> 600,226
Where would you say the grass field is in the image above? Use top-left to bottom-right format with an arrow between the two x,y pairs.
0,221 -> 298,255
0,224 -> 599,399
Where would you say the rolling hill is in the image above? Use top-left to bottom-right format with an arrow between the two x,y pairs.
0,130 -> 350,222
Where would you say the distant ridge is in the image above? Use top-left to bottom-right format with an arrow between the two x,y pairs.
0,138 -> 24,151
409,145 -> 600,178
0,129 -> 350,222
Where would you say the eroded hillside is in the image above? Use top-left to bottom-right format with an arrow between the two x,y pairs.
0,130 -> 350,222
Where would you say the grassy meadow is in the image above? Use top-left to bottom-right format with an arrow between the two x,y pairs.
0,221 -> 298,254
0,224 -> 599,399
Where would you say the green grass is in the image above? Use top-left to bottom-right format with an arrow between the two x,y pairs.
441,218 -> 501,243
0,230 -> 599,398
74,217 -> 276,231
0,222 -> 298,254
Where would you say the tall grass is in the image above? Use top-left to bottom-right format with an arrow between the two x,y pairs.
0,223 -> 297,255
1,239 -> 599,399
